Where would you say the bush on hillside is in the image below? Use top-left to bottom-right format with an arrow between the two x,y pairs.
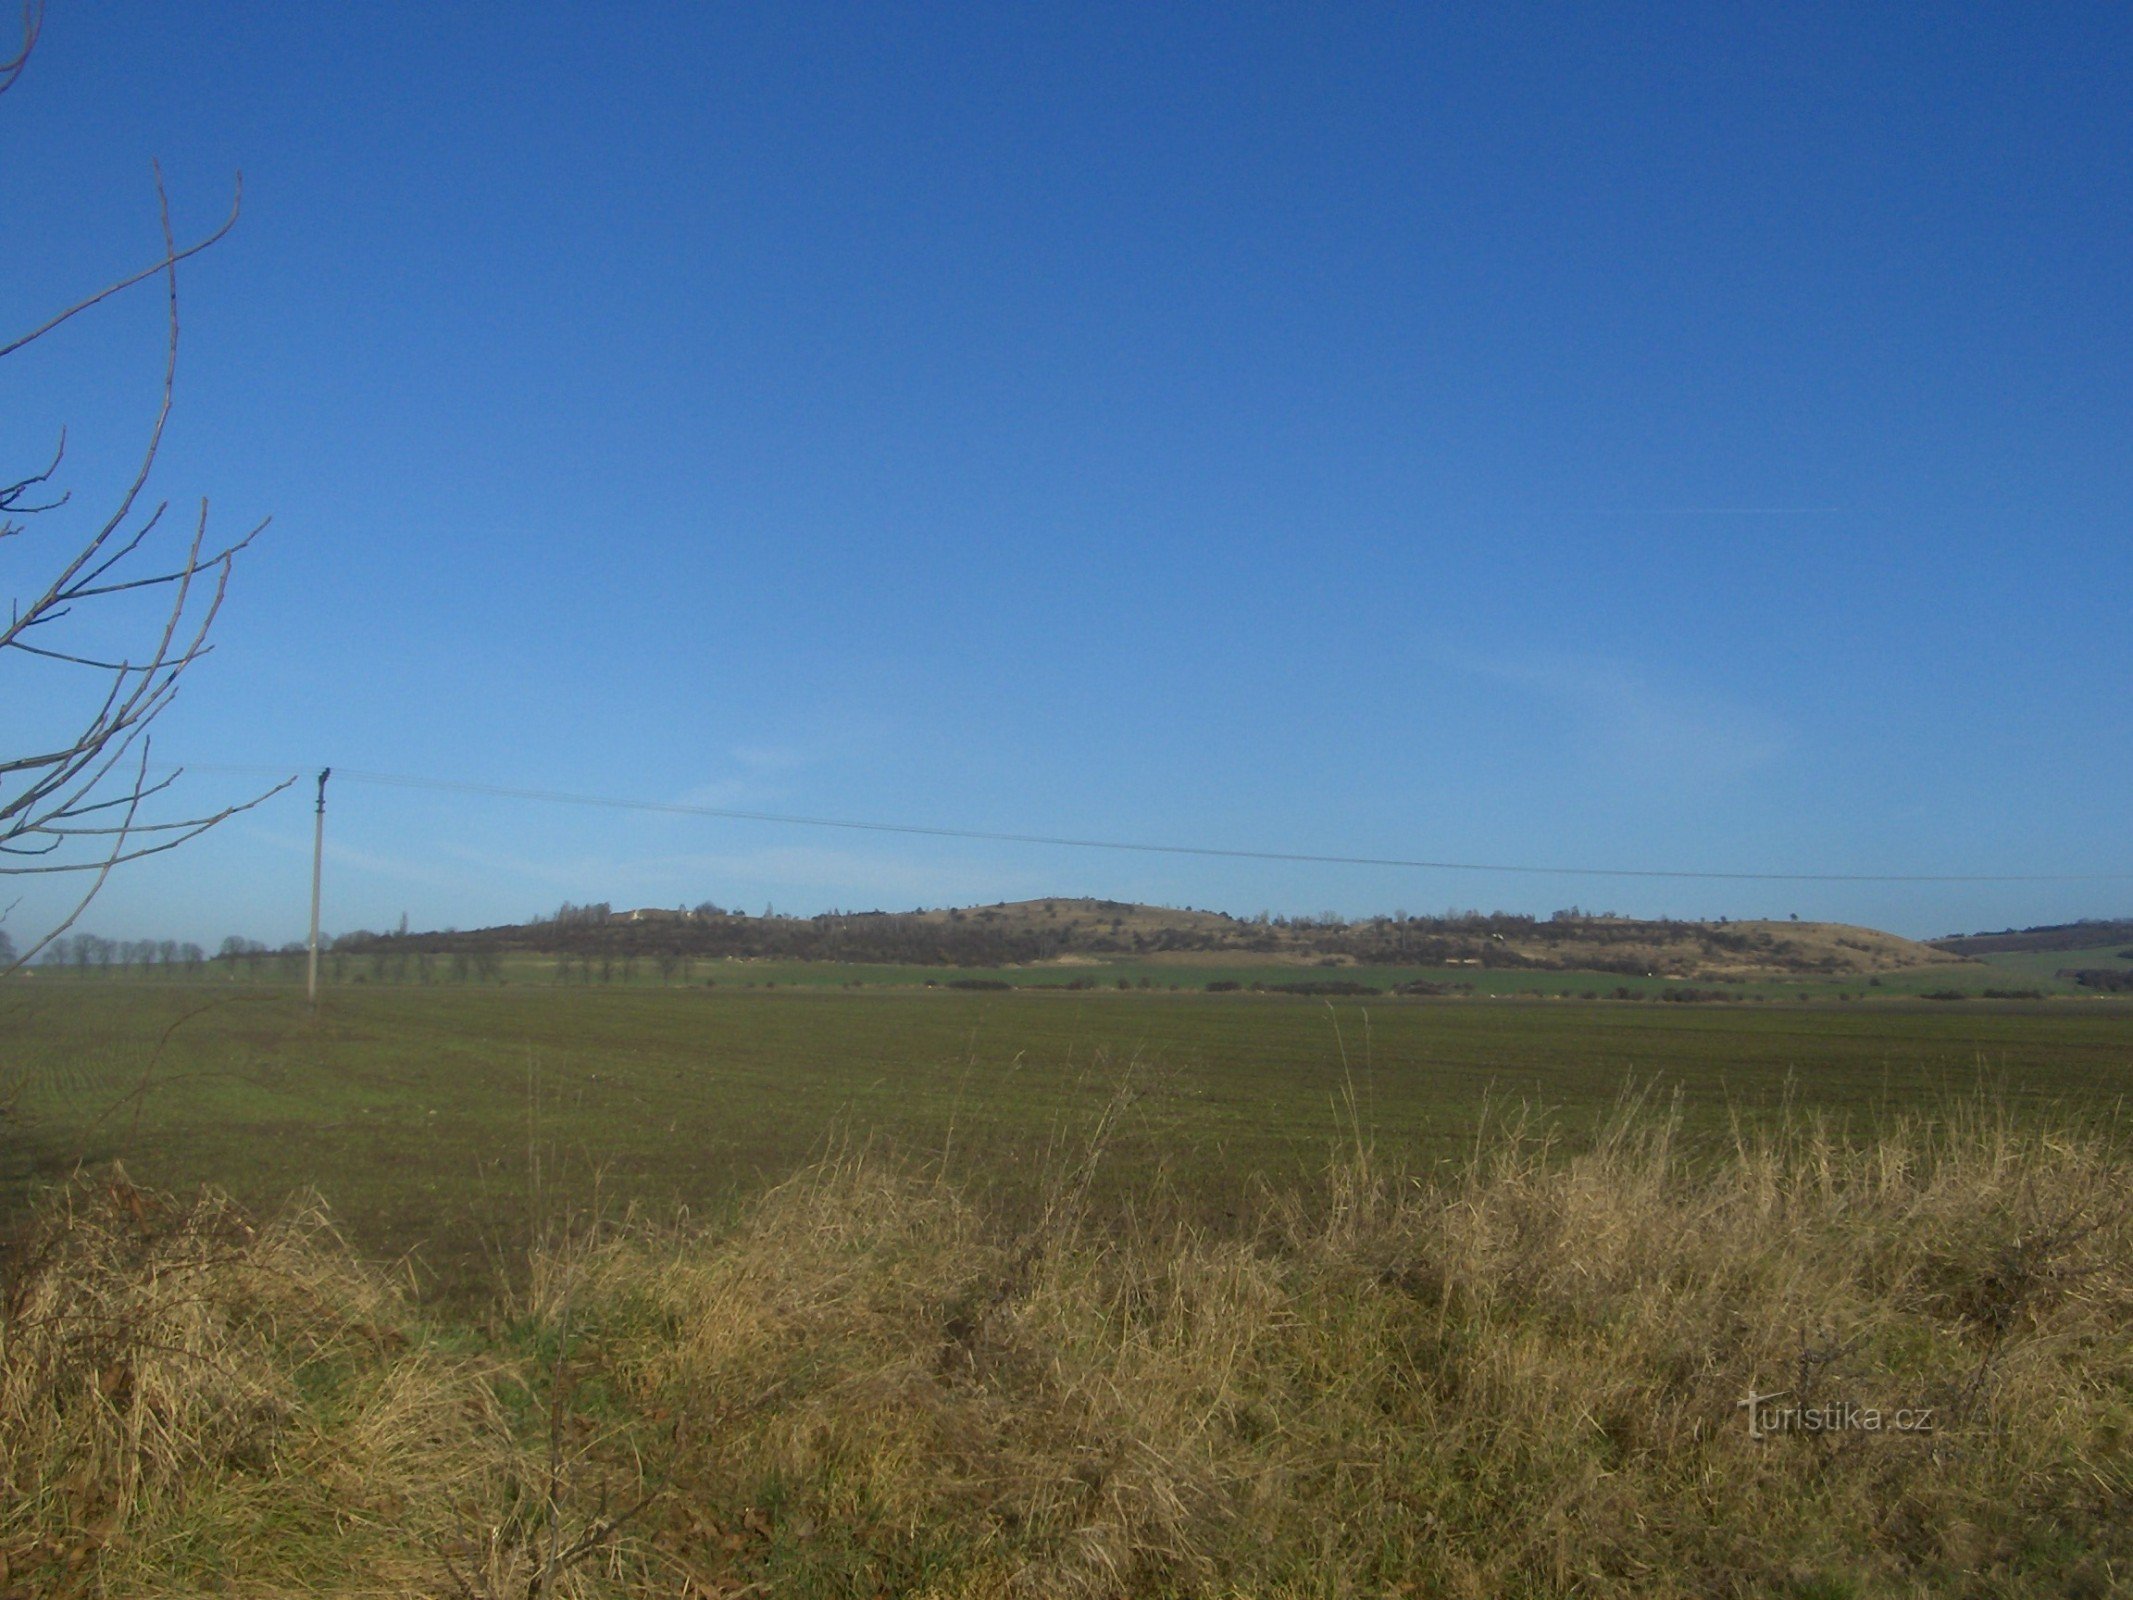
2064,968 -> 2133,993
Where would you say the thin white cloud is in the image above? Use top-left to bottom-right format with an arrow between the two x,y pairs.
433,839 -> 1032,911
665,735 -> 863,813
730,744 -> 812,773
248,825 -> 471,891
669,775 -> 779,810
433,843 -> 632,891
1460,653 -> 1789,791
1564,506 -> 1842,517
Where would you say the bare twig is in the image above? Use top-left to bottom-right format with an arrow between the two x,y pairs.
0,0 -> 42,99
2,67 -> 282,970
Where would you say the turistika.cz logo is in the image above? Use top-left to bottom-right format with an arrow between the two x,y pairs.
1738,1388 -> 1937,1440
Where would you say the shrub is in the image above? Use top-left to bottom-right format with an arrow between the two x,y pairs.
2063,969 -> 2133,993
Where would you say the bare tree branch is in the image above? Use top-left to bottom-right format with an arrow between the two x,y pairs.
0,1 -> 42,99
1,23 -> 283,975
6,743 -> 153,971
1,429 -> 70,527
1,777 -> 293,874
0,169 -> 242,362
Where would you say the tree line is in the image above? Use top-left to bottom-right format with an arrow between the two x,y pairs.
16,905 -> 1846,983
15,933 -> 207,972
310,901 -> 1807,973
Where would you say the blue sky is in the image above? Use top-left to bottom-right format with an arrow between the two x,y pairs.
4,2 -> 2128,946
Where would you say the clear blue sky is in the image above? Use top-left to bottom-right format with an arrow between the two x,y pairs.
5,2 -> 2128,946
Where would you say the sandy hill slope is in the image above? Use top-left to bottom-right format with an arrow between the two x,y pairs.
899,902 -> 1968,978
905,898 -> 1246,937
1521,919 -> 1971,980
400,900 -> 1969,979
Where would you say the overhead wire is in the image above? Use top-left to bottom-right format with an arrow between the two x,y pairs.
159,762 -> 2128,886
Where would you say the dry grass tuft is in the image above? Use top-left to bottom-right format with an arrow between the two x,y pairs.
564,1099 -> 2133,1597
0,1169 -> 644,1598
6,1098 -> 2131,1596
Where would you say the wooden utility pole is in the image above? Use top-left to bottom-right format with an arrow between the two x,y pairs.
307,768 -> 330,1006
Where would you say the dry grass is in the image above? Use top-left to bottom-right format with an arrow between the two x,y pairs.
544,1096 -> 2133,1597
0,1170 -> 651,1598
6,1096 -> 2131,1597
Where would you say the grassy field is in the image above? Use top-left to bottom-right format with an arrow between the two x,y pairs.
5,980 -> 2133,1596
85,931 -> 2133,996
1944,940 -> 2133,986
5,980 -> 2129,1305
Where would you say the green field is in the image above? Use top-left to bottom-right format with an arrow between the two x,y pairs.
6,980 -> 2128,1303
1940,940 -> 2133,986
73,931 -> 2133,998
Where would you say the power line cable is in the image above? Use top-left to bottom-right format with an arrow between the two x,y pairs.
164,762 -> 2129,886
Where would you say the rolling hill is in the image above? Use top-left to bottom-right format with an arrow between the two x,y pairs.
361,898 -> 1973,981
